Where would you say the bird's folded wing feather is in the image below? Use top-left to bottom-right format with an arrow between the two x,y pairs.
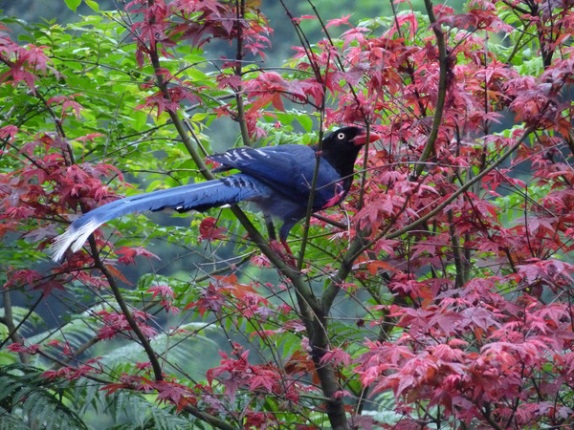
209,145 -> 341,205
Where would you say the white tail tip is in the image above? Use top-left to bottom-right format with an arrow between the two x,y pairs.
48,218 -> 102,262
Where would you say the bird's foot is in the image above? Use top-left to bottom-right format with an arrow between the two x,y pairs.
270,239 -> 296,267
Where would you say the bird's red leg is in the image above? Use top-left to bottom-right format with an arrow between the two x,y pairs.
268,238 -> 296,267
280,238 -> 293,256
263,214 -> 296,266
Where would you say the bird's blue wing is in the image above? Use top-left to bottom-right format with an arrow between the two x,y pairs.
208,145 -> 342,208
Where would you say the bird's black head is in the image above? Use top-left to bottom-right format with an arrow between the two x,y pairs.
319,126 -> 380,178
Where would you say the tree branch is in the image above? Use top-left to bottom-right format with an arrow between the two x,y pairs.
88,236 -> 164,382
413,0 -> 449,179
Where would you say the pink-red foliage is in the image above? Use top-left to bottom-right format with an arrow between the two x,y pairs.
3,0 -> 574,428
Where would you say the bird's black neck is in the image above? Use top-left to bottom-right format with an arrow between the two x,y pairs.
316,145 -> 362,182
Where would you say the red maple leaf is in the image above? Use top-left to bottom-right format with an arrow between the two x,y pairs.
198,217 -> 226,241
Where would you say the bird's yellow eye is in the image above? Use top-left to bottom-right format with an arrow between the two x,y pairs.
337,132 -> 346,140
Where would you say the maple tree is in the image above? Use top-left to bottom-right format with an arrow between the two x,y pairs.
1,0 -> 574,428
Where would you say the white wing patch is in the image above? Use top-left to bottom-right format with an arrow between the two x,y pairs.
220,147 -> 271,164
254,149 -> 269,157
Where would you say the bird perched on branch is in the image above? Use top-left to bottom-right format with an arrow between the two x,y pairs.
49,126 -> 380,262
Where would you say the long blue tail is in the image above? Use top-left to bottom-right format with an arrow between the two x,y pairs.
49,174 -> 272,262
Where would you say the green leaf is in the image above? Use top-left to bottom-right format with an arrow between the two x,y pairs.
84,0 -> 100,12
296,113 -> 313,132
64,0 -> 82,11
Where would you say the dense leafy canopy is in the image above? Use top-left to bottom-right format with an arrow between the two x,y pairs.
2,0 -> 574,429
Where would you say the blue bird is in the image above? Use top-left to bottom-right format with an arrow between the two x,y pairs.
49,126 -> 379,262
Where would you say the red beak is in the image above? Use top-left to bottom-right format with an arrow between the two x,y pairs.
353,131 -> 382,146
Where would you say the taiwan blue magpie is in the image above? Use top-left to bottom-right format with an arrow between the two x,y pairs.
49,126 -> 379,262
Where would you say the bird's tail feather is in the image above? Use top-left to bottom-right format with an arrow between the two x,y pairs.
48,174 -> 270,262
